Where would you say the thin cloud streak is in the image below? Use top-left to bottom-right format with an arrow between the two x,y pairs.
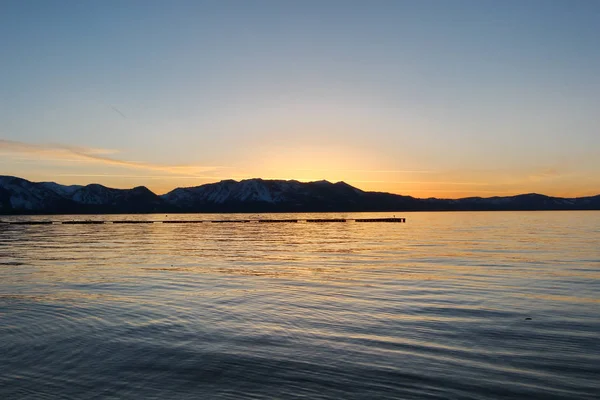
293,168 -> 436,174
111,106 -> 127,119
57,173 -> 232,179
348,180 -> 504,186
0,139 -> 223,176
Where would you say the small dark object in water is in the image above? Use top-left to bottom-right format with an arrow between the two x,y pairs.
525,317 -> 532,320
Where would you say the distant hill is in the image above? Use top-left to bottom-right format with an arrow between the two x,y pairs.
1,175 -> 599,214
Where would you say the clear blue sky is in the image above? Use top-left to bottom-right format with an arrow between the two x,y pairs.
1,0 -> 599,197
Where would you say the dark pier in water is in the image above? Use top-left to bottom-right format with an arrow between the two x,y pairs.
3,217 -> 406,225
8,221 -> 54,225
162,220 -> 204,223
211,220 -> 251,223
62,221 -> 104,225
112,220 -> 154,224
355,218 -> 405,222
259,219 -> 299,223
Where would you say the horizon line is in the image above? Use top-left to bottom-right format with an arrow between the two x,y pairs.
2,174 -> 598,201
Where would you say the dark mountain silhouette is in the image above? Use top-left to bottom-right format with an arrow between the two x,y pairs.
160,178 -> 418,212
0,175 -> 599,214
0,176 -> 165,214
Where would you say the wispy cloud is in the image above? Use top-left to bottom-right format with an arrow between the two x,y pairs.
348,180 -> 501,185
0,139 -> 223,176
527,167 -> 562,182
111,106 -> 127,119
293,168 -> 436,174
56,173 -> 232,180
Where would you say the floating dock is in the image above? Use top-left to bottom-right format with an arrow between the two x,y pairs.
307,218 -> 346,223
62,221 -> 105,224
355,218 -> 406,222
162,220 -> 204,223
8,221 -> 54,225
3,217 -> 405,225
259,219 -> 299,223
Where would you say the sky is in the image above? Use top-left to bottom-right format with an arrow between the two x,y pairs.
1,0 -> 599,198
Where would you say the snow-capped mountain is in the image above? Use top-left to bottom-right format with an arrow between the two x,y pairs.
160,178 -> 368,211
161,179 -> 293,205
0,175 -> 599,214
0,176 -> 72,212
0,176 -> 164,214
69,184 -> 160,210
39,181 -> 83,197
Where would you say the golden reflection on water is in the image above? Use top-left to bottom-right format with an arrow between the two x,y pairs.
0,219 -> 596,297
2,213 -> 600,320
2,211 -> 600,399
2,211 -> 598,305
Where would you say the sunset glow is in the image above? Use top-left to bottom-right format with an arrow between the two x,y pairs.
1,1 -> 599,198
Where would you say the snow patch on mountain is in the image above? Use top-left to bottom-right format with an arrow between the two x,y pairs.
40,182 -> 83,197
2,175 -> 600,213
0,175 -> 66,210
71,184 -> 114,205
161,179 -> 323,206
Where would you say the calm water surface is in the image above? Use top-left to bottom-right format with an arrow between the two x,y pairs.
1,212 -> 599,399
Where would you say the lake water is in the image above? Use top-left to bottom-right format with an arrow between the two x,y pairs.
1,212 -> 599,399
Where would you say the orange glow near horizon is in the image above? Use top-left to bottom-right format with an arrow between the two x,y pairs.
3,2 -> 600,202
2,139 -> 598,199
5,168 -> 599,199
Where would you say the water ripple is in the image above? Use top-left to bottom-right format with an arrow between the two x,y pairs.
1,211 -> 599,399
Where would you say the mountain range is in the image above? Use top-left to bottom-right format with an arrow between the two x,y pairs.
1,175 -> 599,214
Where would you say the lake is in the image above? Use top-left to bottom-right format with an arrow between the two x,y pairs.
1,211 -> 599,399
